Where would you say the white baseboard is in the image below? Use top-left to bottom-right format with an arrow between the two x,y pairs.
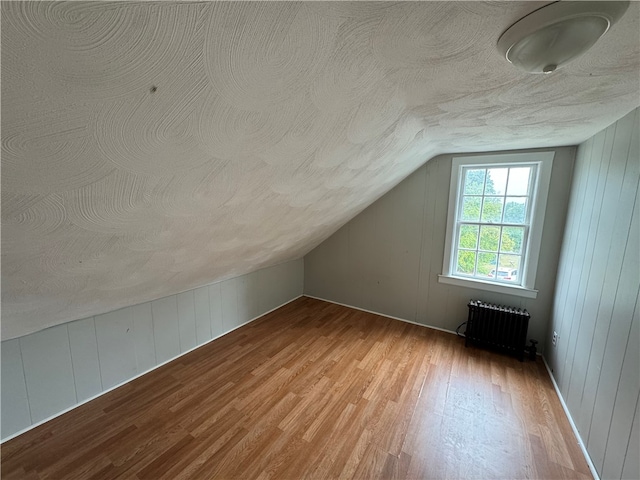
542,356 -> 600,480
302,294 -> 458,336
1,294 -> 303,444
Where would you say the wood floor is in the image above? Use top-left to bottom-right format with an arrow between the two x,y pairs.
2,297 -> 591,479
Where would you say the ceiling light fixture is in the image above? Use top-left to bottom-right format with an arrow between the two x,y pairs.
497,1 -> 629,74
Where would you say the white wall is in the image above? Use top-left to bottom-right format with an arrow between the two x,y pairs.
1,259 -> 303,441
305,147 -> 575,349
547,108 -> 639,480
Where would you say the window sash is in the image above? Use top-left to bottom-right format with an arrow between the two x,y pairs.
454,222 -> 530,284
439,151 -> 554,298
452,163 -> 536,287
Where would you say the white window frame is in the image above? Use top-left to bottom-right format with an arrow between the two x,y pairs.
438,151 -> 554,299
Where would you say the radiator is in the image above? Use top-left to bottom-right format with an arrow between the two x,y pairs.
465,300 -> 530,361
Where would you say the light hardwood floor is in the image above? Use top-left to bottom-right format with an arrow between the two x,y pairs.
2,297 -> 591,479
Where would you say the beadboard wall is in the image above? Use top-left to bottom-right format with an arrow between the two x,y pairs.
1,259 -> 303,441
546,108 -> 639,480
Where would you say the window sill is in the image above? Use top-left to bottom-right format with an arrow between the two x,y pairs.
437,274 -> 538,299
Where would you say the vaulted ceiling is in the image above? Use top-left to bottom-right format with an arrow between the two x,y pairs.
2,1 -> 639,339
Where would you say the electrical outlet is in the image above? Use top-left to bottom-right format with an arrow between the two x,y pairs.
552,331 -> 558,347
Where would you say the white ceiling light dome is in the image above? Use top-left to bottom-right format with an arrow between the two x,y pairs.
498,1 -> 629,74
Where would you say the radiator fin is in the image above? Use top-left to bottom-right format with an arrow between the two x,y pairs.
465,300 -> 530,361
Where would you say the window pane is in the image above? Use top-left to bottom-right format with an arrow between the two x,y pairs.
461,196 -> 481,221
497,254 -> 521,282
456,251 -> 476,275
501,227 -> 524,254
481,197 -> 503,223
479,225 -> 500,251
490,267 -> 519,282
459,225 -> 478,249
504,197 -> 527,224
477,252 -> 497,277
507,167 -> 531,195
486,168 -> 507,195
464,169 -> 485,195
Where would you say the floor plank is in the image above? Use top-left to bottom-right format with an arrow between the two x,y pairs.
1,297 -> 591,479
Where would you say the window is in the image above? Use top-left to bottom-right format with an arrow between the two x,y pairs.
439,152 -> 554,298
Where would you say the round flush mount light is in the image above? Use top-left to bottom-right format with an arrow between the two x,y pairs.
497,1 -> 629,74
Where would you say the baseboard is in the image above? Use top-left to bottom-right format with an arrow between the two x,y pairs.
1,294 -> 304,444
542,356 -> 600,480
302,294 -> 458,336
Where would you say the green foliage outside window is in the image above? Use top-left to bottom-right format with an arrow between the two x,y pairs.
456,166 -> 531,280
456,251 -> 476,274
478,253 -> 497,274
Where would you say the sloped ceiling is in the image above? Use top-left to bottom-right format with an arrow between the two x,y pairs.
2,1 -> 639,339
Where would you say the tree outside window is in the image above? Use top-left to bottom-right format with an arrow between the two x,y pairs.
454,166 -> 533,284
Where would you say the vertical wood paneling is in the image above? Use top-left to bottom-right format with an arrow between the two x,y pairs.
193,286 -> 212,345
20,325 -> 77,423
554,136 -> 596,388
588,188 -> 639,470
560,131 -> 605,396
237,271 -> 260,324
621,398 -> 640,480
132,303 -> 157,373
549,137 -> 592,386
564,128 -> 613,410
209,282 -> 224,338
547,108 -> 639,479
578,113 -> 638,439
95,307 -> 137,389
221,278 -> 239,331
1,259 -> 303,441
565,125 -> 620,414
177,290 -> 197,352
151,295 -> 181,364
67,317 -> 102,401
533,146 -> 576,358
602,293 -> 639,479
1,339 -> 31,439
259,264 -> 280,313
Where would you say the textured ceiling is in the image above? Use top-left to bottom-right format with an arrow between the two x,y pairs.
2,1 -> 639,340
